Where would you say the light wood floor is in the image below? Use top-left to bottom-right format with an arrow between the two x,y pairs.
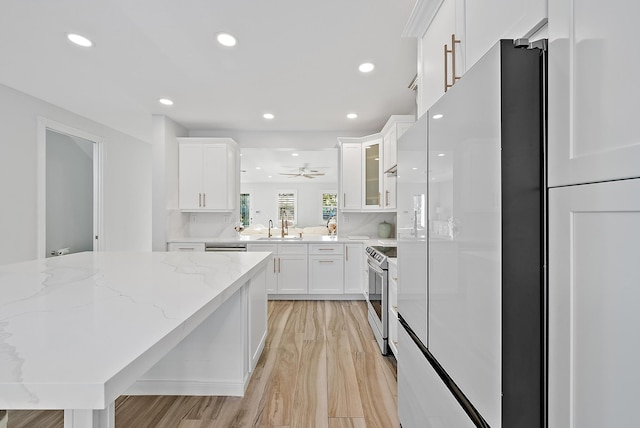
8,300 -> 399,428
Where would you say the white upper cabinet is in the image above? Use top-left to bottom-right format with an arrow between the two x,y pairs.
178,138 -> 238,211
415,0 -> 461,116
339,142 -> 363,210
548,0 -> 640,186
363,138 -> 383,209
407,0 -> 547,115
339,116 -> 413,212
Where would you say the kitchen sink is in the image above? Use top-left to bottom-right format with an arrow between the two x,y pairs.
257,236 -> 302,241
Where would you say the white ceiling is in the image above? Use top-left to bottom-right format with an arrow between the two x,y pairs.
241,148 -> 337,184
0,0 -> 418,142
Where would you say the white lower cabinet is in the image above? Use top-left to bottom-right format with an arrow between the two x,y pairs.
549,178 -> 640,428
344,243 -> 365,294
247,243 -> 308,294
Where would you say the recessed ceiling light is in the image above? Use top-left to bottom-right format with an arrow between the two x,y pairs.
437,153 -> 445,157
217,32 -> 237,47
158,98 -> 174,106
432,114 -> 444,119
291,153 -> 299,157
255,167 -> 261,170
359,62 -> 375,73
412,167 -> 418,170
347,113 -> 358,119
263,113 -> 275,120
67,33 -> 93,47
267,175 -> 272,178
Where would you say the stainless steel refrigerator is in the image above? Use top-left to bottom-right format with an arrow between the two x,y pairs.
397,39 -> 546,427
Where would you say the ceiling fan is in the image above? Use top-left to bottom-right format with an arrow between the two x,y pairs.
279,164 -> 326,179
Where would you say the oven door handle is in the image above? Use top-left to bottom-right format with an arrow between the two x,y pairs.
367,259 -> 385,274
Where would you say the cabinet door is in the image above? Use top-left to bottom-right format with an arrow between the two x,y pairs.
363,139 -> 383,209
549,0 -> 640,186
202,144 -> 229,210
383,130 -> 394,172
178,144 -> 204,210
341,143 -> 363,209
549,179 -> 640,428
308,255 -> 344,294
247,244 -> 278,294
418,0 -> 458,116
383,174 -> 396,209
344,243 -> 364,294
277,254 -> 308,294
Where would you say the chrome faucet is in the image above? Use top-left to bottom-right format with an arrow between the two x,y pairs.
268,219 -> 273,238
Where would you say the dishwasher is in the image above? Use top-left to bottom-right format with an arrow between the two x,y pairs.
205,242 -> 247,252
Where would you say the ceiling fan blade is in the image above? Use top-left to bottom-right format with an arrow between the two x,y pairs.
279,173 -> 300,176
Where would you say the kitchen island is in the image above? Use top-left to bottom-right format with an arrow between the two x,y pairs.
0,251 -> 270,428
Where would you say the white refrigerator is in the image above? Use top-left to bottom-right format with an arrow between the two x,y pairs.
397,39 -> 547,428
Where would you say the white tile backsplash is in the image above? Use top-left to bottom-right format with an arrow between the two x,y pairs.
338,212 -> 396,239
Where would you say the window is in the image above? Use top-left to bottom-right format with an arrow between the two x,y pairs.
240,193 -> 251,227
277,191 -> 297,225
322,192 -> 338,221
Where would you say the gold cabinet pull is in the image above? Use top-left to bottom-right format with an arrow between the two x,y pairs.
202,193 -> 206,207
444,34 -> 461,92
273,258 -> 276,273
343,193 -> 346,208
385,190 -> 390,206
278,258 -> 281,273
198,193 -> 202,207
346,246 -> 349,261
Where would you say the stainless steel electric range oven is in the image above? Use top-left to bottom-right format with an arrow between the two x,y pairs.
365,245 -> 396,355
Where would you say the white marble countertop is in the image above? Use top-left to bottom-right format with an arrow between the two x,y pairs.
0,251 -> 270,410
167,236 -> 397,247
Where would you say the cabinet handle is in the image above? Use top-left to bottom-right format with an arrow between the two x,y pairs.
273,258 -> 276,273
385,190 -> 390,206
343,193 -> 346,208
319,260 -> 334,263
198,193 -> 202,207
444,34 -> 461,93
318,248 -> 334,251
203,193 -> 206,207
346,246 -> 349,261
278,258 -> 281,273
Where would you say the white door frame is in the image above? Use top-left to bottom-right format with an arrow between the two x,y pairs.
37,117 -> 104,258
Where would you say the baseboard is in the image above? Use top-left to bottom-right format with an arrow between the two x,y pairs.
125,379 -> 246,397
268,294 -> 365,301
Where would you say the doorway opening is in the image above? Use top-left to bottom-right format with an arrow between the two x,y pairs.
37,118 -> 102,258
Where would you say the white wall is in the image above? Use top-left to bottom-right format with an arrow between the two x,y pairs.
241,182 -> 338,228
0,83 -> 152,264
152,115 -> 189,250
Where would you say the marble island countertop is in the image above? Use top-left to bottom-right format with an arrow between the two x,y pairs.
0,251 -> 270,411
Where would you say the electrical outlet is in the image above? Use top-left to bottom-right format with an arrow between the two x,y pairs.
343,215 -> 349,224
190,214 -> 197,224
223,215 -> 230,223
